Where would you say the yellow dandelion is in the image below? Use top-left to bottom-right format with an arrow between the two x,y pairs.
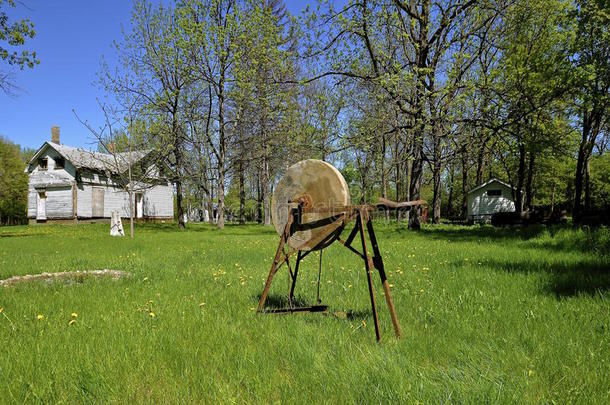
0,307 -> 4,313
71,313 -> 78,318
37,314 -> 44,320
149,312 -> 156,318
68,319 -> 76,325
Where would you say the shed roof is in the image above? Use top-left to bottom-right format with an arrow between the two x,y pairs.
27,142 -> 151,174
467,178 -> 515,195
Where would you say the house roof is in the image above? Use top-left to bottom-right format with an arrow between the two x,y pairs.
27,142 -> 151,174
467,178 -> 515,195
29,170 -> 74,188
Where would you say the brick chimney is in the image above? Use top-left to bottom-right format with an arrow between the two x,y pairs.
51,126 -> 60,144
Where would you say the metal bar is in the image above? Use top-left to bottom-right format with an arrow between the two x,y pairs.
285,250 -> 294,308
357,209 -> 381,342
366,216 -> 402,338
343,220 -> 360,247
263,305 -> 328,314
289,250 -> 302,302
316,249 -> 323,304
338,237 -> 365,260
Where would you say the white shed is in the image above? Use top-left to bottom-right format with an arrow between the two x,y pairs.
467,179 -> 516,223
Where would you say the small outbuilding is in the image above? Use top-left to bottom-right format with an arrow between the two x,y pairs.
467,178 -> 516,223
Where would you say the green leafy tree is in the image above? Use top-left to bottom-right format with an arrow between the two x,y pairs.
571,0 -> 610,219
0,0 -> 39,94
0,137 -> 27,225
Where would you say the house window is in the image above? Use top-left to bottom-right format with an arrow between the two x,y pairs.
38,158 -> 48,170
487,189 -> 501,197
55,157 -> 65,170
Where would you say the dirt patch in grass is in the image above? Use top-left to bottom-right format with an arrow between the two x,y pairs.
0,269 -> 129,287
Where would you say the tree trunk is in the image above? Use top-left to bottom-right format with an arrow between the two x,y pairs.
256,175 -> 263,224
175,145 -> 185,229
584,158 -> 591,211
475,139 -> 486,186
515,141 -> 526,213
408,0 -> 429,230
239,157 -> 246,224
447,162 -> 455,219
525,149 -> 535,210
431,126 -> 442,224
216,68 -> 226,229
176,178 -> 185,228
461,147 -> 468,220
261,129 -> 271,226
381,133 -> 389,220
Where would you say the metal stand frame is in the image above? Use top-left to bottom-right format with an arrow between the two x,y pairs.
256,206 -> 402,342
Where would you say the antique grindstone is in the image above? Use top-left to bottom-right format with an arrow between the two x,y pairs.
257,159 -> 425,342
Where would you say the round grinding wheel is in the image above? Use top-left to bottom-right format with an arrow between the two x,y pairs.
272,159 -> 350,251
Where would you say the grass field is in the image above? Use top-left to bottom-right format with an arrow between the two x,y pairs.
0,222 -> 608,403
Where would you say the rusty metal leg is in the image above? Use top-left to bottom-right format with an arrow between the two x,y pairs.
366,216 -> 402,338
357,209 -> 381,342
289,250 -> 302,303
257,214 -> 293,313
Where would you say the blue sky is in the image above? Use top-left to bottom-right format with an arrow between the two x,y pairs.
0,1 -> 309,151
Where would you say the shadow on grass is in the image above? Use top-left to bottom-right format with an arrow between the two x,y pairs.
413,224 -> 548,243
253,293 -> 309,310
139,222 -> 278,236
484,258 -> 610,297
0,232 -> 46,238
393,224 -> 610,257
252,294 -> 374,321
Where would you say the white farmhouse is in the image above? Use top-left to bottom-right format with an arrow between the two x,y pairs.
467,178 -> 516,223
25,127 -> 174,223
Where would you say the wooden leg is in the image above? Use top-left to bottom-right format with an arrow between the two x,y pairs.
257,214 -> 293,313
366,217 -> 402,338
357,210 -> 381,342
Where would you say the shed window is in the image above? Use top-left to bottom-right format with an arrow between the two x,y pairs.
38,158 -> 48,170
487,189 -> 501,197
55,157 -> 65,170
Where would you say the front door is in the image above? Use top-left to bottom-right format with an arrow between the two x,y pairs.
36,191 -> 47,220
92,187 -> 105,217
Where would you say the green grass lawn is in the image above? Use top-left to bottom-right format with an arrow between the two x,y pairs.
0,222 -> 608,403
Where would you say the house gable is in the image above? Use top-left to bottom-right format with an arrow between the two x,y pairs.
467,179 -> 516,222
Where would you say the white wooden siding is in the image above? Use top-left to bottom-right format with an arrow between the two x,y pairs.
27,186 -> 37,218
143,184 -> 173,218
77,184 -> 130,218
467,181 -> 515,221
45,187 -> 73,218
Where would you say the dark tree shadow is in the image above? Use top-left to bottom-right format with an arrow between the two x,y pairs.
483,258 -> 610,297
0,232 -> 45,238
413,224 -> 548,243
138,222 -> 278,236
390,224 -> 610,257
328,309 -> 373,321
